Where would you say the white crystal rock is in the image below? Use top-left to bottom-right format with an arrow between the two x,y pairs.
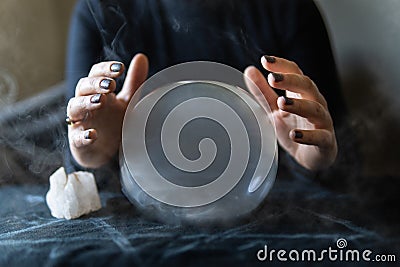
46,167 -> 102,219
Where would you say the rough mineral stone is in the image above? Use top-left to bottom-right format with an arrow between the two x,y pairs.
46,167 -> 101,219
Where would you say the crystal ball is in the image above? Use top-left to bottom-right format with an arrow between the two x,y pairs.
120,62 -> 277,225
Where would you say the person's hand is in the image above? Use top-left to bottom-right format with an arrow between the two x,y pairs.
245,56 -> 337,171
67,53 -> 149,168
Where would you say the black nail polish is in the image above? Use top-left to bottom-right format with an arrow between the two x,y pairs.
84,131 -> 91,140
264,55 -> 276,63
272,73 -> 284,82
110,63 -> 122,72
294,130 -> 303,139
100,79 -> 111,89
284,96 -> 294,105
90,94 -> 102,103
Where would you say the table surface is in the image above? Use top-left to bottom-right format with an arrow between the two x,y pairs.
0,174 -> 398,267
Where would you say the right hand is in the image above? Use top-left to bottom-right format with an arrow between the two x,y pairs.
67,53 -> 149,168
245,56 -> 337,171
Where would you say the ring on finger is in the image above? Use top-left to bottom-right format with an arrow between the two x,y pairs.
66,116 -> 77,126
66,111 -> 90,125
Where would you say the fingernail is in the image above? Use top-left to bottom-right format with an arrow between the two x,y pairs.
272,73 -> 284,82
84,130 -> 91,140
264,55 -> 276,63
90,94 -> 102,103
100,79 -> 111,90
110,63 -> 122,72
294,130 -> 303,139
284,96 -> 294,105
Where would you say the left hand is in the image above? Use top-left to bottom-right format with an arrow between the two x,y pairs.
67,54 -> 149,168
245,55 -> 337,171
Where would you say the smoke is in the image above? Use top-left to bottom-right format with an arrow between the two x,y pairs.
170,17 -> 189,33
0,83 -> 66,185
0,69 -> 18,109
92,0 -> 265,74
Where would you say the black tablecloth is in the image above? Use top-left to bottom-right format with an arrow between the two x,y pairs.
0,174 -> 398,267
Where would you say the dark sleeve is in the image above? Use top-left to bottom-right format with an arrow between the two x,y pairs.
274,0 -> 360,185
64,0 -> 102,174
65,0 -> 102,100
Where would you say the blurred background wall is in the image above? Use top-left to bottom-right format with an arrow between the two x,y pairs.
316,0 -> 400,177
0,0 -> 76,105
0,0 -> 399,177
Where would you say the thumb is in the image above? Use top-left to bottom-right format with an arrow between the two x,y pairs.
117,53 -> 149,103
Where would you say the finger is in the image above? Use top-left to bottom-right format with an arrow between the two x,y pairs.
67,94 -> 104,122
70,129 -> 98,149
117,53 -> 149,103
88,61 -> 125,78
267,72 -> 325,104
261,55 -> 303,75
289,129 -> 335,149
244,66 -> 278,111
75,77 -> 116,96
277,96 -> 332,129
